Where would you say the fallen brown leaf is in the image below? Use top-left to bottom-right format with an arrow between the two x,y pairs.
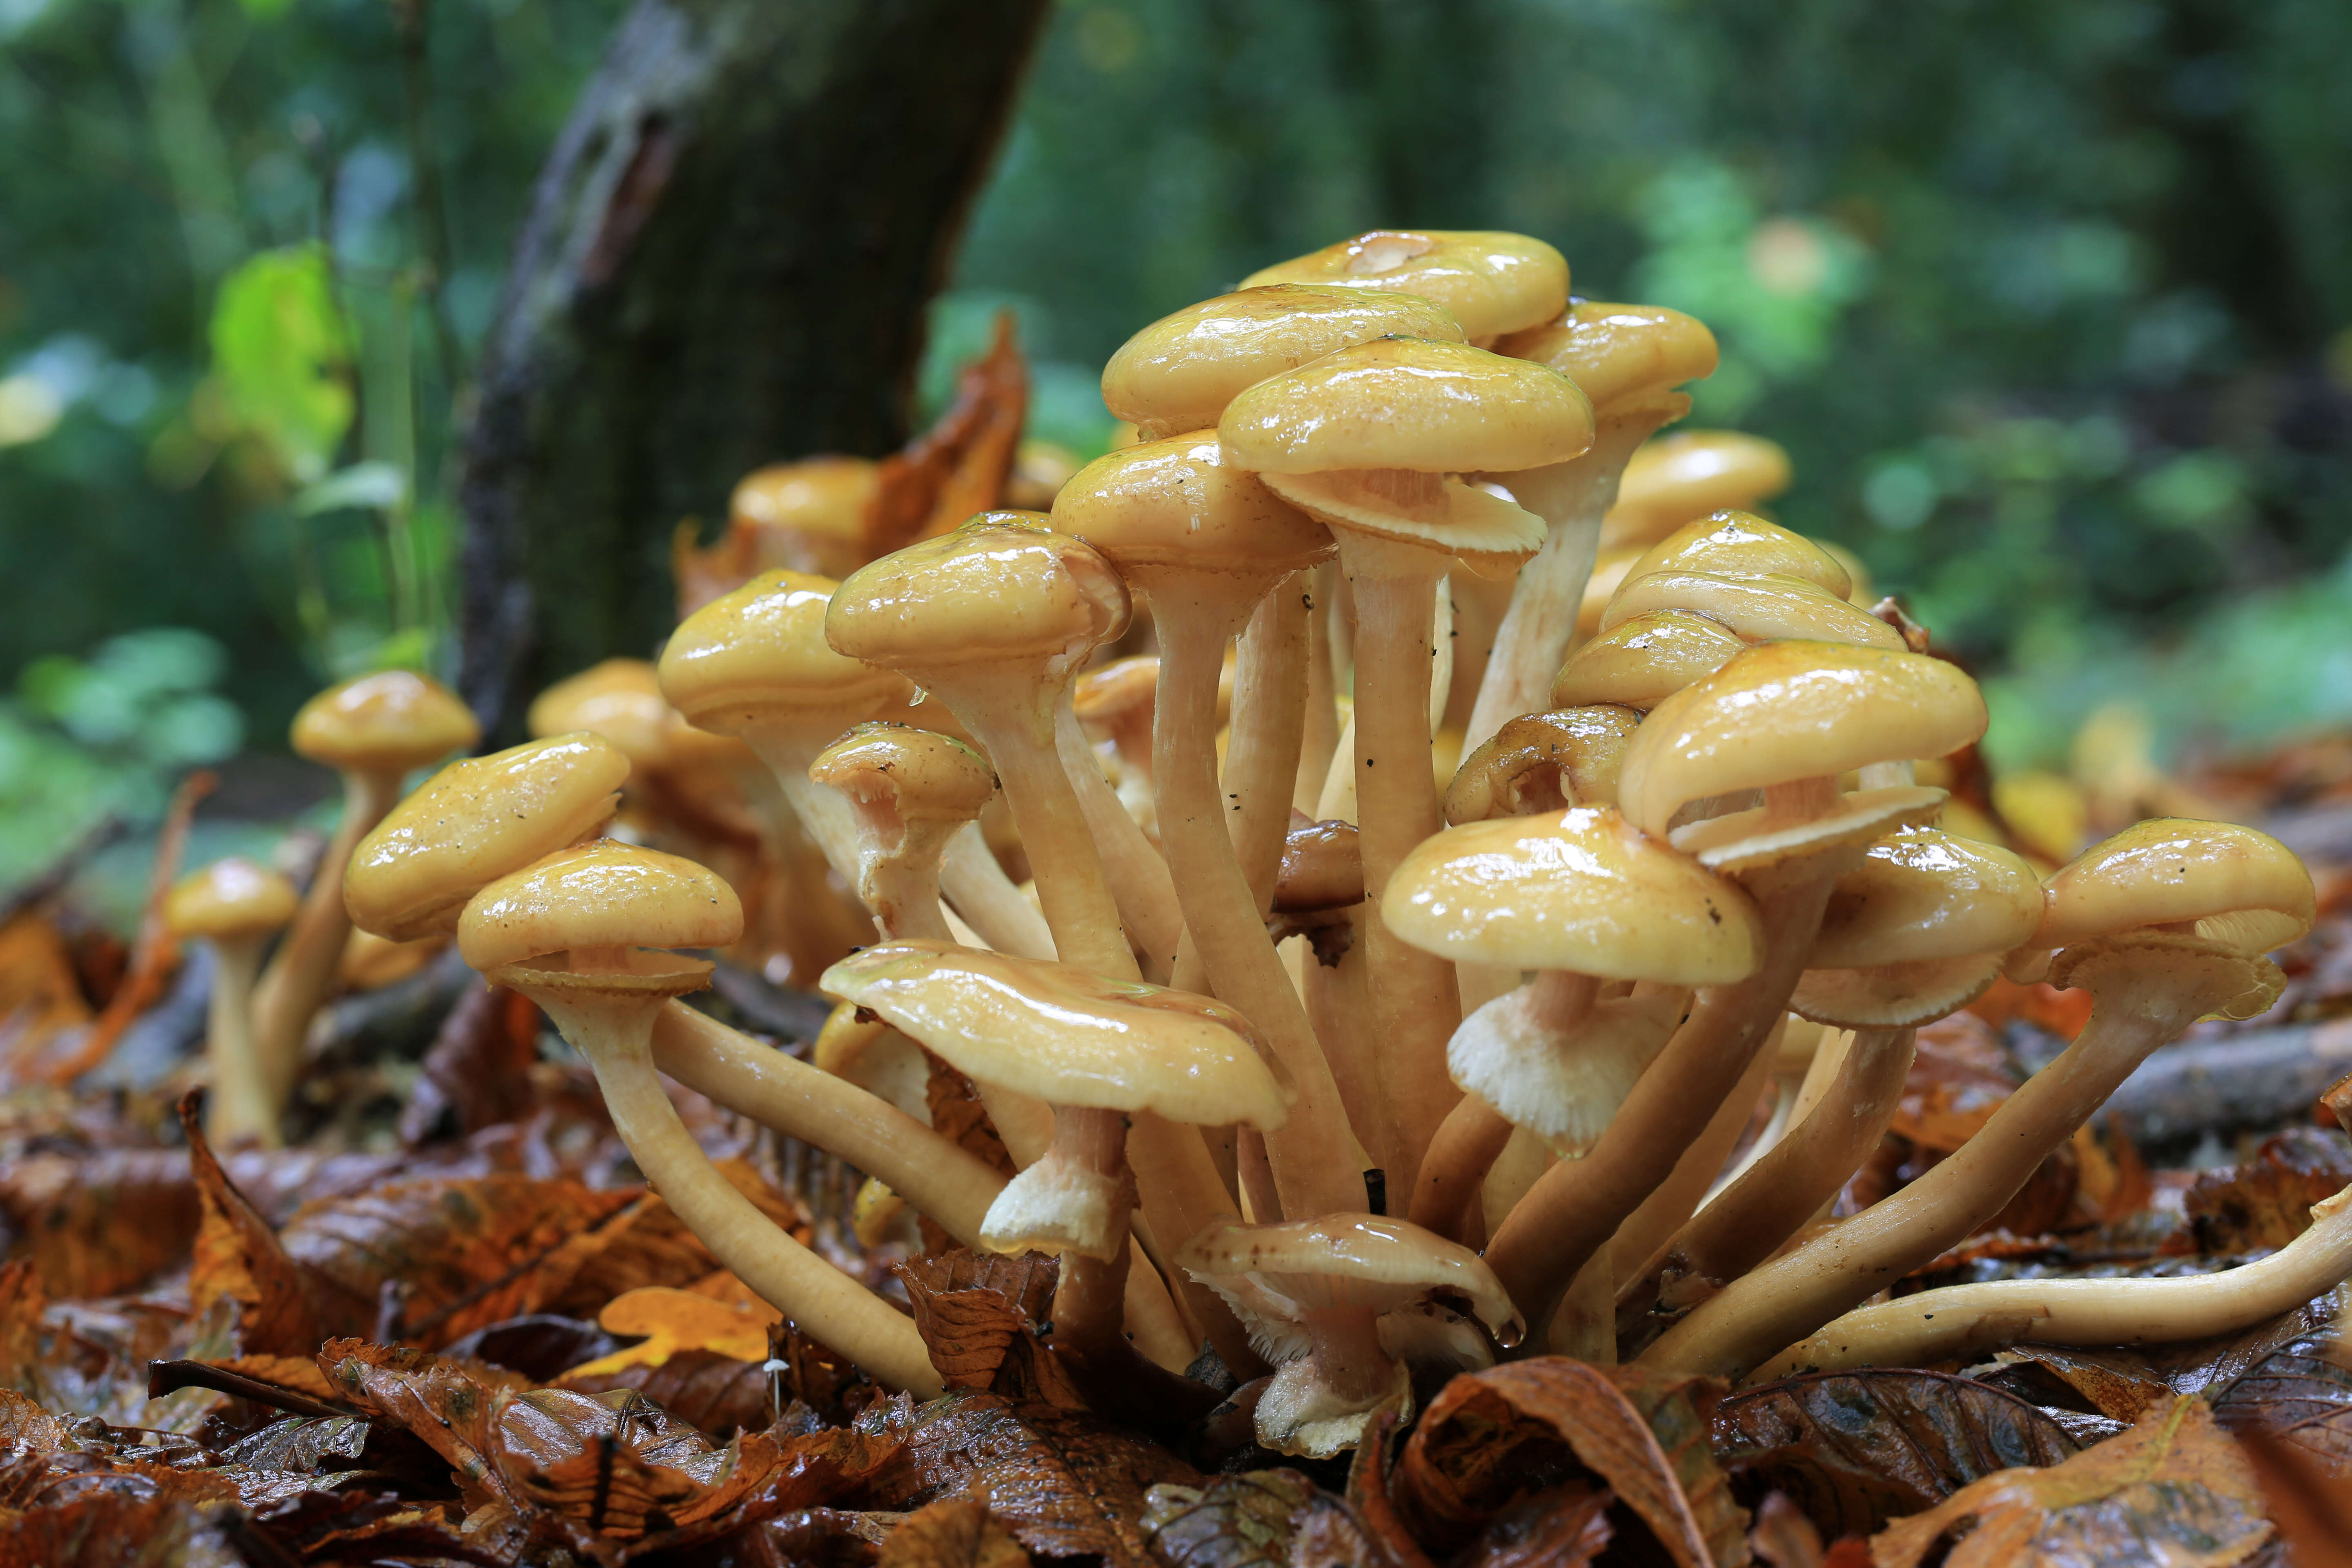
0,1148 -> 200,1298
1143,1465 -> 1429,1568
895,1250 -> 1077,1405
0,915 -> 94,1073
0,1492 -> 239,1568
879,1495 -> 1031,1566
1452,1480 -> 1615,1568
2185,1129 -> 2352,1255
558,1347 -> 773,1439
396,981 -> 541,1144
184,1090 -> 370,1355
1748,1491 -> 1829,1568
1396,1357 -> 1746,1568
1871,1396 -> 2271,1568
2235,1426 -> 2352,1568
2207,1323 -> 2352,1474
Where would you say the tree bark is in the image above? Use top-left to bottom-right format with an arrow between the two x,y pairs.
457,0 -> 1049,735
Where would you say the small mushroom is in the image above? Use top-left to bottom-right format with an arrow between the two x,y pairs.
1241,229 -> 1569,343
167,857 -> 299,1147
808,721 -> 997,946
1622,509 -> 1853,595
1600,430 -> 1792,551
1599,570 -> 1905,650
250,671 -> 477,1110
1072,655 -> 1162,838
1443,705 -> 1643,823
1178,1213 -> 1522,1457
1467,302 -> 1719,748
1550,610 -> 1746,712
729,457 -> 880,581
458,840 -> 938,1394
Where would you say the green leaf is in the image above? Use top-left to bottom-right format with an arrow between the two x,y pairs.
209,243 -> 354,484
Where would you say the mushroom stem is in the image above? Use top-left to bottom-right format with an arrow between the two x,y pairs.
1296,562 -> 1343,817
737,725 -> 869,894
1303,908 -> 1387,1170
1639,941 -> 2272,1379
1052,702 -> 1185,982
1463,414 -> 1661,751
649,1001 -> 1001,1249
1604,1021 -> 1784,1282
940,824 -> 1056,960
530,985 -> 942,1395
250,766 -> 403,1107
1151,590 -> 1365,1219
1483,862 -> 1837,1332
1753,1185 -> 2352,1383
201,934 -> 281,1149
854,820 -> 959,944
1622,1025 -> 1915,1337
1305,1303 -> 1398,1406
1343,536 -> 1466,1196
1226,579 -> 1312,916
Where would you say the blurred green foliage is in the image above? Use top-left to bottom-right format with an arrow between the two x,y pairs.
2,0 -> 2349,869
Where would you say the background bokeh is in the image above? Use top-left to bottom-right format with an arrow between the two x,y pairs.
4,0 -> 2350,888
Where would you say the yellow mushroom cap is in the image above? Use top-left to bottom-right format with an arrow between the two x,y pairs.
1218,337 -> 1594,478
824,513 -> 1131,677
1603,430 -> 1793,550
1241,229 -> 1569,341
527,659 -> 674,767
344,732 -> 629,942
820,939 -> 1287,1131
728,457 -> 878,579
2034,819 -> 2316,958
1101,285 -> 1468,440
1601,570 -> 1903,651
1627,510 -> 1852,599
658,569 -> 911,730
1176,1213 -> 1520,1340
1551,610 -> 1746,712
1810,829 -> 2045,969
1051,434 -> 1334,577
1382,806 -> 1764,984
1492,301 -> 1719,414
457,840 -> 743,974
1618,642 -> 1988,838
808,722 -> 996,824
167,857 -> 299,941
290,670 -> 479,775
1444,706 -> 1642,823
1072,656 -> 1159,732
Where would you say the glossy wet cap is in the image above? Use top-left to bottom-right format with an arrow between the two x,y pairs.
1243,229 -> 1569,341
1493,301 -> 1718,414
1811,829 -> 2044,969
167,857 -> 298,941
825,513 -> 1131,677
1383,805 -> 1764,983
1218,337 -> 1593,477
457,840 -> 742,974
291,670 -> 478,775
1444,706 -> 1642,822
1051,434 -> 1333,577
344,732 -> 629,941
1176,1213 -> 1520,1340
1627,511 -> 1851,599
1102,285 -> 1467,440
527,659 -> 674,766
808,722 -> 996,825
1601,570 -> 1903,650
820,939 -> 1287,1129
1551,610 -> 1745,711
1617,642 -> 1987,838
2034,819 -> 2316,958
659,570 -> 911,731
1274,818 -> 1363,913
1603,430 -> 1793,550
728,457 -> 878,579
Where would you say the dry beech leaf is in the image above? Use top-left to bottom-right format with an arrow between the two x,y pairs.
1452,1480 -> 1614,1568
1397,1358 -> 1745,1568
2185,1129 -> 2352,1255
872,1388 -> 1201,1565
880,1495 -> 1032,1567
1715,1369 -> 2080,1539
550,1156 -> 813,1316
1345,1403 -> 1438,1568
183,1091 -> 370,1356
1871,1396 -> 2271,1568
895,1250 -> 1078,1405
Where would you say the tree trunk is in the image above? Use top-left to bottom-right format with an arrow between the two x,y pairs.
457,0 -> 1049,735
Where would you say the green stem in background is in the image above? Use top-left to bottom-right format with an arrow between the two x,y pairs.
392,0 -> 466,396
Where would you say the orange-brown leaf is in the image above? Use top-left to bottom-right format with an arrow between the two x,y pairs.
1143,1466 -> 1424,1568
1870,1396 -> 2270,1568
880,1496 -> 1032,1567
2236,1426 -> 2352,1568
557,1348 -> 772,1438
1398,1358 -> 1746,1568
183,1091 -> 368,1356
2185,1129 -> 2352,1255
0,1147 -> 201,1298
897,1250 -> 1069,1401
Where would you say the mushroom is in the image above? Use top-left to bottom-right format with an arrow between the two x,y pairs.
1640,817 -> 2313,1380
1072,656 -> 1162,839
824,939 -> 1285,1396
1621,509 -> 1853,594
1443,706 -> 1642,823
1218,336 -> 1595,1196
458,840 -> 938,1394
1599,571 -> 1905,650
1621,828 -> 2043,1336
1240,229 -> 1569,344
1600,430 -> 1792,552
728,456 -> 879,580
167,857 -> 299,1147
1381,807 -> 1765,1244
1053,434 -> 1366,1221
1466,302 -> 1719,748
1178,1213 -> 1523,1457
250,670 -> 477,1110
1481,641 -> 1984,1330
657,567 -> 1051,964
1550,610 -> 1746,712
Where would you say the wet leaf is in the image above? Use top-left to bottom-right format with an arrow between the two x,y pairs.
1871,1396 -> 2271,1568
874,1388 -> 1202,1565
0,1148 -> 200,1298
896,1251 -> 1075,1404
1396,1357 -> 1745,1568
1452,1480 -> 1613,1568
2184,1129 -> 2352,1255
396,982 -> 542,1144
0,914 -> 95,1067
880,1495 -> 1031,1566
2207,1329 -> 2352,1474
1715,1369 -> 2080,1539
561,1283 -> 779,1378
1342,1403 -> 1435,1568
443,1314 -> 624,1383
1747,1492 -> 1829,1568
1890,1013 -> 2018,1154
549,1158 -> 813,1317
183,1091 -> 370,1356
0,1492 -> 240,1568
1984,1290 -> 2346,1429
559,1348 -> 774,1439
1140,1467 -> 1413,1568
2234,1427 -> 2352,1568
